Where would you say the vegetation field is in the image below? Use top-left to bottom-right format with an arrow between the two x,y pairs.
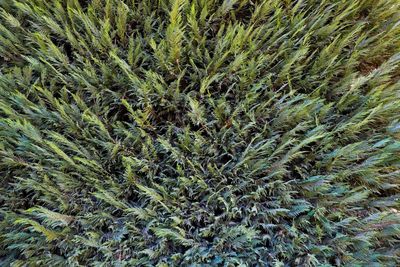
0,0 -> 399,266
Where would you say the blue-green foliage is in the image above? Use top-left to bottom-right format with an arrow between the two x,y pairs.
0,0 -> 399,266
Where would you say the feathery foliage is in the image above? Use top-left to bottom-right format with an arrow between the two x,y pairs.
0,0 -> 400,266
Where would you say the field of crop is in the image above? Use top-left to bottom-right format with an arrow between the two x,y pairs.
0,0 -> 399,266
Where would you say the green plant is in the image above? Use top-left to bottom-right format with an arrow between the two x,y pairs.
0,0 -> 399,266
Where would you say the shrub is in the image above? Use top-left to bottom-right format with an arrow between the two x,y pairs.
0,0 -> 399,266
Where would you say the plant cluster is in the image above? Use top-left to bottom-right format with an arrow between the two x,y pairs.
0,0 -> 399,266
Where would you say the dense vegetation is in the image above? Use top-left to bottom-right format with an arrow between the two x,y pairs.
0,0 -> 399,266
